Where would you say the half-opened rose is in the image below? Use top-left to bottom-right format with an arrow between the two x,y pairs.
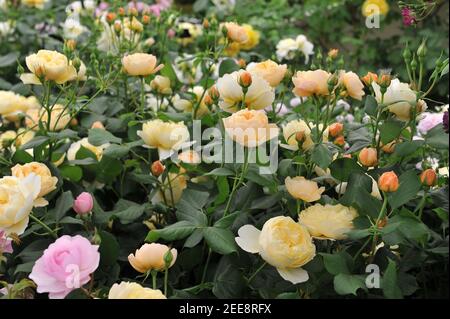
340,71 -> 365,100
299,204 -> 358,240
223,109 -> 279,148
246,60 -> 287,87
0,174 -> 41,235
20,50 -> 77,85
11,162 -> 58,200
29,235 -> 100,299
217,70 -> 275,112
122,53 -> 164,76
282,119 -> 329,151
108,282 -> 166,299
235,216 -> 316,284
128,243 -> 177,273
285,176 -> 325,202
292,70 -> 331,97
138,119 -> 190,160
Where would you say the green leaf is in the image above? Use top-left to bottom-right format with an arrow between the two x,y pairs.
176,189 -> 209,226
88,128 -> 121,146
103,144 -> 130,158
59,165 -> 83,182
379,120 -> 403,144
99,230 -> 120,266
203,227 -> 237,255
52,191 -> 74,222
218,59 -> 240,77
205,167 -> 235,176
425,124 -> 449,149
321,251 -> 352,275
334,274 -> 366,296
214,176 -> 230,206
311,144 -> 332,169
329,158 -> 365,182
212,257 -> 245,298
184,229 -> 204,248
11,149 -> 34,164
113,205 -> 145,224
341,172 -> 381,218
214,212 -> 240,228
96,156 -> 122,183
382,259 -> 403,299
146,221 -> 196,242
394,140 -> 424,157
387,170 -> 421,209
364,95 -> 378,117
19,136 -> 49,150
0,52 -> 19,68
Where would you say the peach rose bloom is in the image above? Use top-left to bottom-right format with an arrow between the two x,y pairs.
285,176 -> 325,202
340,71 -> 365,100
292,70 -> 331,97
223,109 -> 279,148
223,22 -> 248,43
122,53 -> 164,76
128,243 -> 177,273
11,162 -> 58,198
246,60 -> 287,87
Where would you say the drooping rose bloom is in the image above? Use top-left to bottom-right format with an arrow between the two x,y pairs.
29,235 -> 100,299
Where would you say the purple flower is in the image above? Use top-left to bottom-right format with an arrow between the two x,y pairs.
418,112 -> 444,135
0,231 -> 13,255
401,8 -> 416,26
443,111 -> 449,133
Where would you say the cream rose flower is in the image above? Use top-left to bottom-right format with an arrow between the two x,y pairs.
292,70 -> 331,97
235,216 -> 316,284
222,22 -> 248,43
11,162 -> 58,199
137,120 -> 190,160
246,60 -> 287,87
25,105 -> 71,131
150,75 -> 172,95
285,176 -> 325,202
188,86 -> 210,117
152,173 -> 187,206
20,50 -> 77,85
372,79 -> 426,121
340,71 -> 365,101
222,109 -> 279,148
128,243 -> 177,273
122,53 -> 164,77
0,174 -> 41,235
108,282 -> 166,299
67,137 -> 110,161
299,204 -> 358,240
282,119 -> 328,151
217,70 -> 275,112
0,91 -> 40,121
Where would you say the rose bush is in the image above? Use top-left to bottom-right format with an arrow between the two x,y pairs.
0,0 -> 448,300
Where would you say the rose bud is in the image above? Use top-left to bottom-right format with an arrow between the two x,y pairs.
295,131 -> 306,143
238,71 -> 252,88
151,160 -> 165,177
358,147 -> 378,167
381,140 -> 396,154
66,39 -> 77,51
361,72 -> 378,86
203,94 -> 213,107
378,171 -> 399,193
420,169 -> 437,187
142,15 -> 150,25
237,58 -> 246,68
118,7 -> 126,16
73,192 -> 94,215
208,85 -> 220,100
334,135 -> 345,146
106,12 -> 117,23
202,18 -> 210,29
91,121 -> 105,129
328,49 -> 339,59
329,122 -> 344,137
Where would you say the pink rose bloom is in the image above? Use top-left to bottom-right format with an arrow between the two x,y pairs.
0,231 -> 13,254
418,112 -> 443,135
73,192 -> 94,215
29,235 -> 100,299
167,28 -> 176,38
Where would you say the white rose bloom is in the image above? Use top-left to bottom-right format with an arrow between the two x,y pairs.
63,18 -> 88,39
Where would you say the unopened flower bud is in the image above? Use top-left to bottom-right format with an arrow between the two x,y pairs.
73,192 -> 94,215
381,140 -> 396,154
361,72 -> 378,86
334,135 -> 345,146
128,7 -> 138,16
204,94 -> 213,107
142,15 -> 150,25
118,7 -> 125,16
70,118 -> 78,127
208,85 -> 220,100
420,169 -> 437,186
358,147 -> 378,167
66,39 -> 77,51
114,21 -> 122,32
378,171 -> 399,193
403,43 -> 412,62
91,121 -> 105,129
377,217 -> 388,229
151,160 -> 165,177
106,12 -> 117,23
378,74 -> 392,88
329,122 -> 344,137
202,18 -> 210,29
130,17 -> 143,33
295,131 -> 305,143
237,58 -> 246,68
163,249 -> 174,268
238,71 -> 252,88
328,49 -> 339,59
417,40 -> 427,59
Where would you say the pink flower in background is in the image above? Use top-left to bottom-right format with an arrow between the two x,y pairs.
402,8 -> 416,26
29,235 -> 100,299
418,112 -> 443,134
128,1 -> 148,12
73,192 -> 94,215
95,2 -> 109,17
0,231 -> 13,254
167,28 -> 176,38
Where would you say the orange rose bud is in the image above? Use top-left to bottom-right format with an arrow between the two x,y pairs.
106,12 -> 117,23
202,18 -> 210,29
420,169 -> 437,186
377,217 -> 388,229
204,94 -> 213,107
295,131 -> 305,143
334,135 -> 345,146
378,74 -> 392,88
358,147 -> 378,167
70,118 -> 78,127
142,15 -> 150,25
382,140 -> 396,154
237,58 -> 246,68
238,71 -> 252,88
378,171 -> 399,193
128,7 -> 138,16
329,122 -> 344,137
118,7 -> 126,16
328,49 -> 339,59
114,21 -> 122,32
151,160 -> 165,177
208,85 -> 220,100
66,39 -> 77,51
361,72 -> 378,86
91,121 -> 105,130
343,154 -> 352,159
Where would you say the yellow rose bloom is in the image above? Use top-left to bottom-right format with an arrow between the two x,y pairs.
0,91 -> 40,121
285,176 -> 325,202
246,60 -> 287,87
299,204 -> 358,240
25,105 -> 71,131
235,216 -> 316,284
67,137 -> 110,162
239,24 -> 260,51
11,162 -> 58,199
362,0 -> 389,17
108,282 -> 166,299
122,53 -> 164,77
22,0 -> 48,9
282,119 -> 328,151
